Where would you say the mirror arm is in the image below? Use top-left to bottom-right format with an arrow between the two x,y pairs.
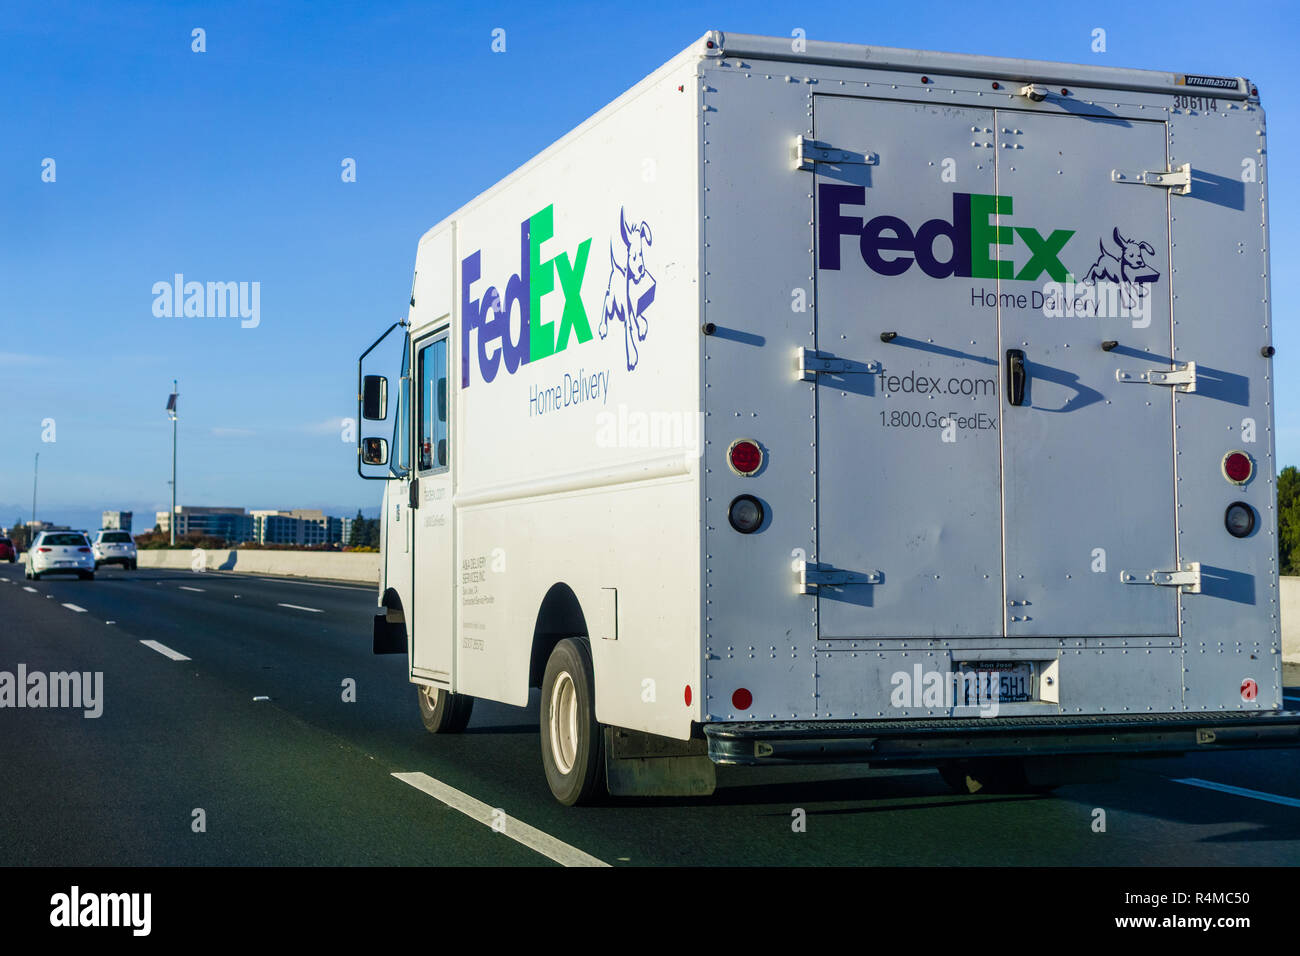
357,319 -> 409,481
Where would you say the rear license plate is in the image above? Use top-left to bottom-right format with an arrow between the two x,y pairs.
54,561 -> 74,567
955,661 -> 1036,705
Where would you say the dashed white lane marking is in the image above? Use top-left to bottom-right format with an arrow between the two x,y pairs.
179,586 -> 205,592
277,603 -> 323,613
1173,777 -> 1300,809
62,603 -> 87,613
139,639 -> 191,661
392,771 -> 609,868
23,586 -> 37,593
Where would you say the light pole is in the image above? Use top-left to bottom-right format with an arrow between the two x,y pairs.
31,452 -> 38,535
167,381 -> 178,546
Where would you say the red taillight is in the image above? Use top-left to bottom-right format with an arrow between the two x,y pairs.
732,688 -> 753,710
1222,451 -> 1253,485
78,547 -> 92,552
37,547 -> 51,552
684,685 -> 692,706
727,438 -> 763,476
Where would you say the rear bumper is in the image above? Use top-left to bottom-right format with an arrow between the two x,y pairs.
703,711 -> 1300,765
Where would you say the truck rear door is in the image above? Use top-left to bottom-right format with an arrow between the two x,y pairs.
811,95 -> 1178,640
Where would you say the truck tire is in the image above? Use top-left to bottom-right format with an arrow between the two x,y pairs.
417,684 -> 474,733
938,758 -> 1058,795
540,638 -> 607,806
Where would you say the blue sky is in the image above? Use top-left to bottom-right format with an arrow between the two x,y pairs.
2,0 -> 1298,530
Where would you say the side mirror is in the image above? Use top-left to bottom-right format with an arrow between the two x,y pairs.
362,437 -> 389,466
362,375 -> 388,421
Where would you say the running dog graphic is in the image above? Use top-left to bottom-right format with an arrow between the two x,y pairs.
599,208 -> 655,371
1083,227 -> 1160,311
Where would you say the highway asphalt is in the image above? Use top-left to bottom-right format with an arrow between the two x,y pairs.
1,561 -> 1298,866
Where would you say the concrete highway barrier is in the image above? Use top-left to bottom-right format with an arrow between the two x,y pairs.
134,548 -> 380,584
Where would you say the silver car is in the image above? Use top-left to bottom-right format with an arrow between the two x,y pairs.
26,531 -> 95,580
91,529 -> 138,570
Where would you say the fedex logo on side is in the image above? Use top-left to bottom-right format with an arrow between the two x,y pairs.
818,184 -> 1075,281
461,204 -> 593,387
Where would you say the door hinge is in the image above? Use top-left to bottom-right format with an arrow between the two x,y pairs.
797,561 -> 883,594
1120,562 -> 1201,594
1116,361 -> 1197,393
1111,162 -> 1192,195
795,347 -> 881,382
794,134 -> 878,171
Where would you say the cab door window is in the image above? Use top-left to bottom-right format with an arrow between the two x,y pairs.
416,336 -> 450,473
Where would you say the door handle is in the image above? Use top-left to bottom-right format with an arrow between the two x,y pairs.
1006,349 -> 1027,406
409,477 -> 420,510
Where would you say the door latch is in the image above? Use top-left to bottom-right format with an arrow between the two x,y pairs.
1120,562 -> 1201,594
1111,163 -> 1192,195
795,347 -> 881,382
1116,361 -> 1197,393
797,561 -> 883,594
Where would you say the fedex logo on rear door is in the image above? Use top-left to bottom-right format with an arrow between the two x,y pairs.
818,185 -> 1075,282
460,204 -> 593,387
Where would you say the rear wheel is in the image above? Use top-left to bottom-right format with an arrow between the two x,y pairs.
417,684 -> 474,733
540,638 -> 606,806
128,559 -> 138,570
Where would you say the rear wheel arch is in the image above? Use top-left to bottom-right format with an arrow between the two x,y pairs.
529,583 -> 589,689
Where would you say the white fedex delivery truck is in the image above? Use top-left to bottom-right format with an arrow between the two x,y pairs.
357,31 -> 1300,805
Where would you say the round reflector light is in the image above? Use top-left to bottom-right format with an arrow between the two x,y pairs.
1222,450 -> 1253,485
1225,502 -> 1255,538
732,688 -> 752,710
728,495 -> 765,534
727,438 -> 763,476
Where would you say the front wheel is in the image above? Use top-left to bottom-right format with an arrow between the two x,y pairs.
540,638 -> 606,806
417,684 -> 474,733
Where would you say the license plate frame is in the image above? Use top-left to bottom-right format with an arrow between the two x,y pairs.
955,660 -> 1037,705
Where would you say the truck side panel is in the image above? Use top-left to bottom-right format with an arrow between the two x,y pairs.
444,56 -> 704,739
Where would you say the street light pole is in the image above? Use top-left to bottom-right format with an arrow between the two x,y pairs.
167,380 -> 178,546
31,452 -> 38,533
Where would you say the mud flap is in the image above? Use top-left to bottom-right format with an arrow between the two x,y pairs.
372,613 -> 406,655
604,727 -> 717,797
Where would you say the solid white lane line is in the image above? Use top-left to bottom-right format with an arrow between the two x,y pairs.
392,771 -> 609,868
1173,777 -> 1300,809
62,603 -> 87,613
250,576 -> 372,592
23,586 -> 37,593
278,603 -> 323,613
179,586 -> 206,592
139,639 -> 191,662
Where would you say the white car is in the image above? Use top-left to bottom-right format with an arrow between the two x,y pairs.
25,531 -> 95,580
91,529 -> 137,570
